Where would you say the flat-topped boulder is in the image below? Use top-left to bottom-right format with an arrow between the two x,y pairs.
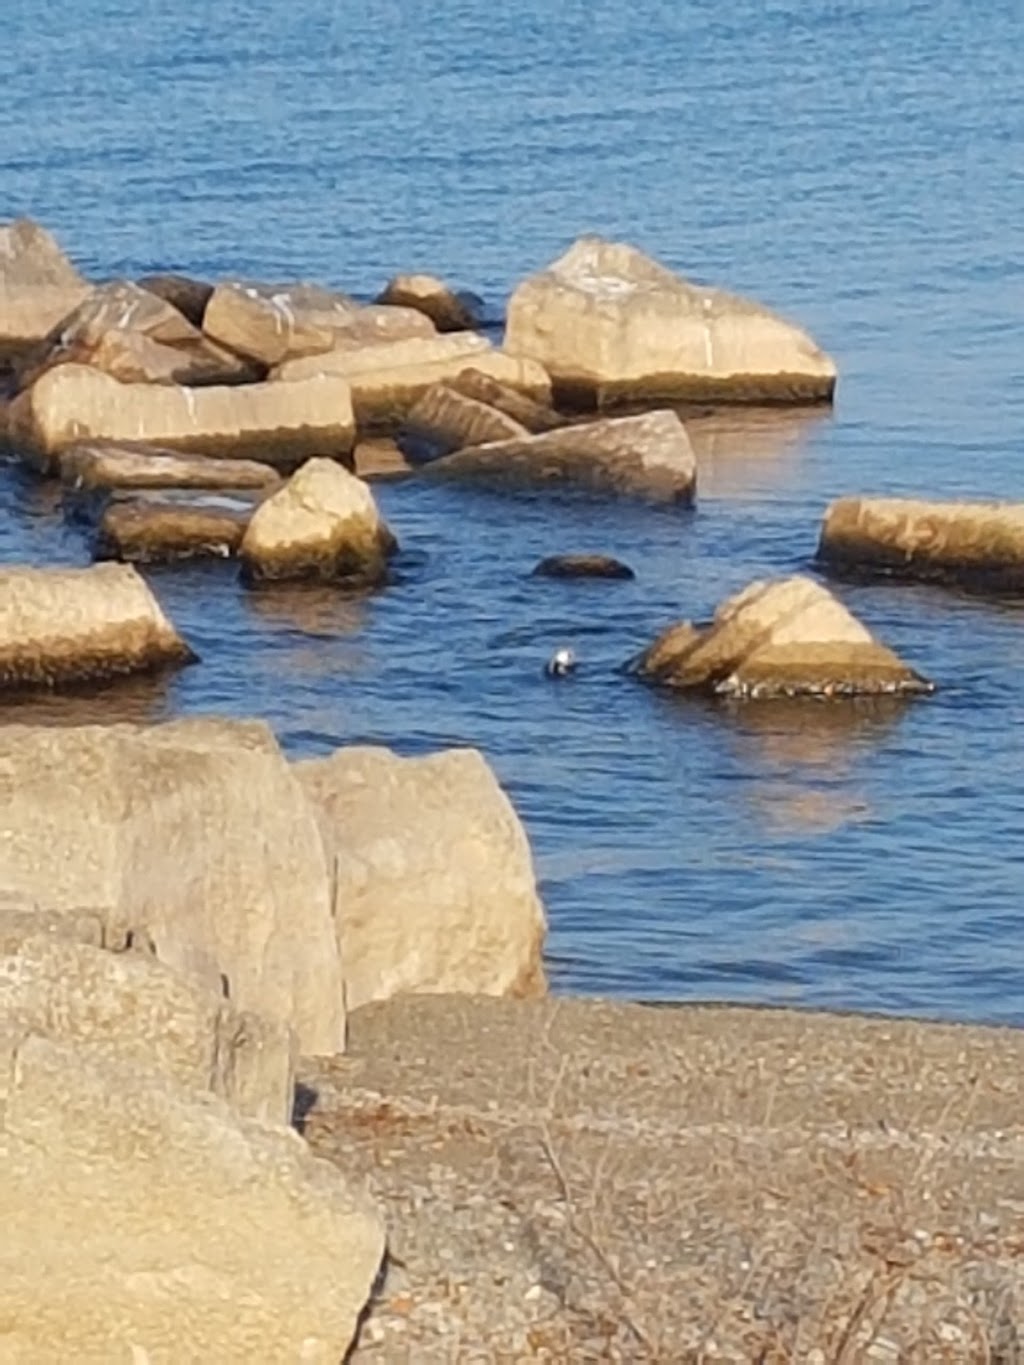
0,1035 -> 384,1363
96,496 -> 254,562
0,718 -> 346,1055
203,280 -> 435,367
9,364 -> 355,470
295,745 -> 547,1009
0,562 -> 194,689
240,457 -> 396,585
447,366 -> 564,432
631,575 -> 932,698
376,272 -> 482,332
60,440 -> 280,491
423,409 -> 698,503
819,496 -> 1024,591
0,219 -> 91,360
273,333 -> 551,426
137,271 -> 214,328
399,380 -> 530,460
505,236 -> 837,407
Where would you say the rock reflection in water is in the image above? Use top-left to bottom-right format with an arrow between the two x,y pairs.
0,671 -> 175,729
683,406 -> 832,500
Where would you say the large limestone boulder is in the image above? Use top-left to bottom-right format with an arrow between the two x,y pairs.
0,562 -> 193,689
203,280 -> 435,367
819,497 -> 1024,591
295,745 -> 547,1009
423,409 -> 698,502
399,380 -> 530,460
0,935 -> 293,1122
0,219 -> 91,360
9,363 -> 355,471
273,333 -> 551,426
97,496 -> 254,562
505,236 -> 837,406
376,272 -> 482,332
631,575 -> 933,698
0,1035 -> 384,1363
0,718 -> 347,1054
60,440 -> 280,492
240,457 -> 396,585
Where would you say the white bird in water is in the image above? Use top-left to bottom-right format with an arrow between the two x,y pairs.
545,646 -> 577,678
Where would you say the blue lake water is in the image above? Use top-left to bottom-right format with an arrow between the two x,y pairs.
3,0 -> 1024,1023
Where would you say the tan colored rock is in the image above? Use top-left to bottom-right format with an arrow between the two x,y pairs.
137,271 -> 214,328
0,718 -> 347,1054
400,381 -> 529,460
448,366 -> 564,432
0,1035 -> 384,1363
97,497 -> 253,562
377,272 -> 481,332
353,436 -> 414,481
0,219 -> 91,360
9,364 -> 355,471
203,280 -> 435,368
505,236 -> 837,406
295,745 -> 547,1009
60,440 -> 280,492
632,575 -> 933,698
0,935 -> 294,1122
273,333 -> 551,426
424,409 -> 698,502
0,904 -> 106,953
819,497 -> 1024,591
0,562 -> 193,689
240,457 -> 396,585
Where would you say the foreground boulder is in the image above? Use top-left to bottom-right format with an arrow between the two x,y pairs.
203,280 -> 435,367
0,718 -> 347,1054
0,1035 -> 384,1363
819,496 -> 1024,592
0,218 -> 91,360
505,236 -> 837,407
96,496 -> 254,562
0,934 -> 293,1122
295,745 -> 547,1009
423,409 -> 698,502
632,575 -> 932,698
240,458 -> 396,585
0,562 -> 193,689
9,363 -> 355,470
273,333 -> 551,425
60,440 -> 280,492
376,272 -> 481,331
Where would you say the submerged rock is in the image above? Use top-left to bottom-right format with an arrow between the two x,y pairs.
632,575 -> 933,698
137,271 -> 215,328
96,497 -> 253,562
0,218 -> 91,360
377,272 -> 482,332
423,409 -> 697,503
295,745 -> 547,1009
532,553 -> 635,580
239,457 -> 397,586
505,235 -> 837,407
60,441 -> 280,492
0,562 -> 194,689
9,364 -> 355,470
819,496 -> 1024,592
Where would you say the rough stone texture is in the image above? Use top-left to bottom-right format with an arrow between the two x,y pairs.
0,562 -> 194,689
0,718 -> 347,1055
96,497 -> 252,562
273,334 -> 552,427
304,994 -> 1024,1362
532,553 -> 635,580
0,218 -> 91,359
0,1035 -> 384,1364
9,363 -> 355,470
203,280 -> 435,367
819,496 -> 1024,592
448,366 -> 564,432
505,235 -> 837,407
240,457 -> 397,585
633,574 -> 933,698
60,440 -> 281,491
15,279 -> 258,391
137,271 -> 215,328
0,934 -> 294,1122
295,745 -> 547,1010
0,904 -> 106,953
376,273 -> 481,332
399,380 -> 529,461
353,437 -> 414,481
424,409 -> 698,503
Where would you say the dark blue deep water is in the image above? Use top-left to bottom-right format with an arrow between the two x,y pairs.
3,0 -> 1024,1022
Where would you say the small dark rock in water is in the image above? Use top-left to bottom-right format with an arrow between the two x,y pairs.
532,554 -> 635,581
545,647 -> 577,678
